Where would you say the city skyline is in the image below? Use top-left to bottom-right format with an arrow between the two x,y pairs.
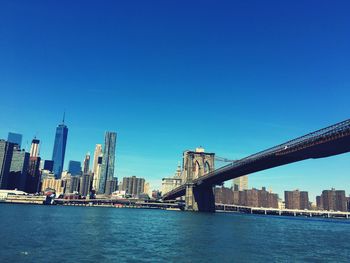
0,1 -> 349,199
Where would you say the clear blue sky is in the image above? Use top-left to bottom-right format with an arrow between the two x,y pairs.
0,0 -> 349,201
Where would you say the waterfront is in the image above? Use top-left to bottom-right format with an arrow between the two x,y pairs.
1,205 -> 350,262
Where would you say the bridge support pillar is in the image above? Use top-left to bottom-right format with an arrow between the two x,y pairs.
185,184 -> 215,212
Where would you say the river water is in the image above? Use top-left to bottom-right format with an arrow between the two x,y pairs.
0,204 -> 349,262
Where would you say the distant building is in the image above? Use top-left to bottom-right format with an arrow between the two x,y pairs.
8,147 -> 29,191
284,190 -> 309,210
152,190 -> 161,200
105,178 -> 118,195
215,186 -> 278,208
161,164 -> 182,196
26,156 -> 41,193
92,156 -> 103,191
29,138 -> 40,158
79,174 -> 92,196
233,175 -> 248,191
98,132 -> 117,194
68,161 -> 82,176
161,177 -> 182,196
121,176 -> 145,197
0,140 -> 14,189
7,132 -> 22,148
64,175 -> 80,194
52,117 -> 68,178
43,160 -> 54,172
215,186 -> 234,204
317,188 -> 347,212
41,176 -> 64,196
83,152 -> 90,175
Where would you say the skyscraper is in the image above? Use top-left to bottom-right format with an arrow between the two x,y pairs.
92,156 -> 103,191
8,147 -> 29,190
83,152 -> 90,174
52,116 -> 68,178
0,140 -> 14,189
92,144 -> 102,190
7,132 -> 22,148
29,138 -> 40,158
233,175 -> 248,191
68,161 -> 82,176
98,131 -> 117,194
92,144 -> 102,175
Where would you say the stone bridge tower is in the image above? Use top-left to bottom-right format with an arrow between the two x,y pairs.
182,147 -> 215,211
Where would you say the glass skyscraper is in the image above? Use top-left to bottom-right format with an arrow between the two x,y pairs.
68,160 -> 82,176
7,132 -> 22,148
52,120 -> 68,179
98,131 -> 117,194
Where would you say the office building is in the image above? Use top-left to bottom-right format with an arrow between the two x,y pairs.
29,138 -> 40,158
79,173 -> 92,196
8,147 -> 29,190
26,156 -> 41,193
68,161 -> 82,176
98,131 -> 117,194
43,160 -> 54,172
83,152 -> 90,174
0,140 -> 15,189
121,176 -> 145,197
52,116 -> 68,178
64,175 -> 80,194
92,156 -> 103,191
233,175 -> 248,191
7,132 -> 22,148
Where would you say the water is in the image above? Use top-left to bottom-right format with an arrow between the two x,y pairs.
0,205 -> 350,262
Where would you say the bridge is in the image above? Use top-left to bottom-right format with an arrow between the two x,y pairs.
163,119 -> 350,212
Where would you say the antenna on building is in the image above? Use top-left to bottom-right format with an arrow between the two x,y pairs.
62,111 -> 66,124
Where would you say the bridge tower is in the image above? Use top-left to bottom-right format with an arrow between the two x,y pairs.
182,147 -> 215,212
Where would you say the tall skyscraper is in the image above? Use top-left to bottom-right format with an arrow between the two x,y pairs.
98,131 -> 117,194
233,175 -> 248,191
29,138 -> 40,158
92,156 -> 103,191
92,144 -> 102,190
8,147 -> 29,190
92,144 -> 102,175
7,132 -> 22,148
52,115 -> 68,178
83,152 -> 90,174
26,156 -> 41,193
0,140 -> 14,189
68,161 -> 82,176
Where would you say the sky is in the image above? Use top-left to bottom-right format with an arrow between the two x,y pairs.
0,0 -> 349,200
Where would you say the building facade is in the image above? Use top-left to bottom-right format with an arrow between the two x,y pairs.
0,140 -> 15,189
8,148 -> 29,191
233,175 -> 248,191
318,189 -> 347,212
68,160 -> 82,176
284,190 -> 309,210
7,132 -> 22,148
121,176 -> 145,197
52,120 -> 68,178
83,153 -> 90,175
98,131 -> 117,194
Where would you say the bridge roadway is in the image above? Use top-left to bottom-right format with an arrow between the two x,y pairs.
215,203 -> 350,218
163,119 -> 350,203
